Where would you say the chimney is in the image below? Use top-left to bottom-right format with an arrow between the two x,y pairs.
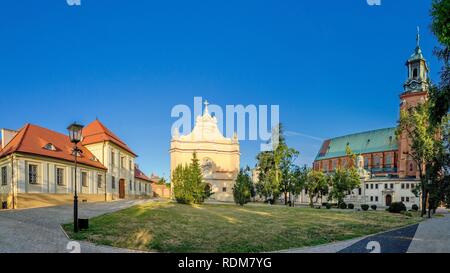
1,128 -> 18,149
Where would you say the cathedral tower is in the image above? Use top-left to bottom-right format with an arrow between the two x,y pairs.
398,27 -> 429,178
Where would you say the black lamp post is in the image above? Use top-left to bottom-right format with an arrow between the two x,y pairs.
68,122 -> 84,233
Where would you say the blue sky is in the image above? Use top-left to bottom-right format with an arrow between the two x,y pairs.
0,0 -> 441,179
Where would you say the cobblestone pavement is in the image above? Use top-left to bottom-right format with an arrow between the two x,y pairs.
0,199 -> 151,253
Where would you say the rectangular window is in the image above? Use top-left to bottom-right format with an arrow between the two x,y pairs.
97,174 -> 103,188
406,184 -> 410,189
375,196 -> 379,202
223,187 -> 227,192
364,157 -> 369,169
401,197 -> 405,202
129,160 -> 132,171
28,164 -> 38,184
401,183 -> 405,189
121,157 -> 125,168
139,182 -> 141,191
370,196 -> 373,202
81,172 -> 88,187
112,176 -> 116,189
1,166 -> 7,186
56,168 -> 64,186
129,180 -> 132,191
366,184 -> 369,189
134,181 -> 136,191
358,188 -> 362,195
375,184 -> 379,189
370,184 -> 374,189
386,155 -> 392,165
411,184 -> 415,189
145,184 -> 147,193
390,183 -> 394,189
406,197 -> 410,202
385,184 -> 388,189
111,151 -> 115,167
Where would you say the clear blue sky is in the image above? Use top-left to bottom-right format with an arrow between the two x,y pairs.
0,0 -> 441,179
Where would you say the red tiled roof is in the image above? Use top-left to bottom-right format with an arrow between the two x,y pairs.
0,124 -> 107,170
82,119 -> 137,156
134,166 -> 151,182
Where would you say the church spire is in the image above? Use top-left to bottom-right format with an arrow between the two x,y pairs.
403,27 -> 428,93
416,26 -> 420,49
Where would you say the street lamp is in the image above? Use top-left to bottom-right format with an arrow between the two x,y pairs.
68,122 -> 84,233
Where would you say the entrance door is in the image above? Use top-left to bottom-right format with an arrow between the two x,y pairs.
119,179 -> 126,199
386,194 -> 392,207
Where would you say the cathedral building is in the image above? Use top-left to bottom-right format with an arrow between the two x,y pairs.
170,101 -> 240,202
310,32 -> 429,208
0,119 -> 152,209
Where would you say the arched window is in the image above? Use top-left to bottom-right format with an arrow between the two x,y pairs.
44,143 -> 56,151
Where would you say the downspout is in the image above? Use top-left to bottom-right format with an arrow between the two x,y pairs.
11,155 -> 15,209
103,141 -> 107,202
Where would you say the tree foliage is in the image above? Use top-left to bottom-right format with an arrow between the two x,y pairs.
233,167 -> 255,206
172,153 -> 211,204
328,167 -> 360,205
304,170 -> 329,207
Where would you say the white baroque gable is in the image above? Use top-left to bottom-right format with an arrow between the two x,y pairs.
175,103 -> 238,144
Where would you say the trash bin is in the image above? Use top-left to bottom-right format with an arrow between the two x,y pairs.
1,201 -> 7,210
78,219 -> 89,230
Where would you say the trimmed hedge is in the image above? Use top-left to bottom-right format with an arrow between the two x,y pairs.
371,205 -> 377,211
388,202 -> 407,213
411,204 -> 419,211
339,202 -> 347,209
326,203 -> 332,209
361,204 -> 369,211
348,203 -> 355,209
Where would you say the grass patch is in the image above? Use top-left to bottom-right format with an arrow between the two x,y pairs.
63,201 -> 422,253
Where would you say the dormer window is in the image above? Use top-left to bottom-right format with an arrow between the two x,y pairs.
44,143 -> 56,151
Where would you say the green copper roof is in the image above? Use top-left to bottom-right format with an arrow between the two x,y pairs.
315,127 -> 398,161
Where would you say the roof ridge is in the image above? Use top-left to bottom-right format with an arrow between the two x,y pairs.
327,127 -> 396,141
13,124 -> 30,151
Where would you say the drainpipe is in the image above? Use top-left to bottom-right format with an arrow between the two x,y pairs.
11,155 -> 15,209
102,141 -> 107,202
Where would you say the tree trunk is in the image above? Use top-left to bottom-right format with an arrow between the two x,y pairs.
284,191 -> 288,206
421,186 -> 427,217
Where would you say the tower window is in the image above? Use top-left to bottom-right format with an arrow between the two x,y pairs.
413,68 -> 418,78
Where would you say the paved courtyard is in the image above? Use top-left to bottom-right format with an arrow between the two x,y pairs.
0,199 -> 151,253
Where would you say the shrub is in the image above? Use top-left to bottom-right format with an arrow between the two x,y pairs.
322,202 -> 329,207
411,204 -> 419,211
361,204 -> 369,211
388,202 -> 407,213
371,205 -> 377,211
347,203 -> 355,209
326,203 -> 332,209
339,202 -> 347,209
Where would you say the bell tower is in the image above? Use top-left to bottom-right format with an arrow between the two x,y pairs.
398,27 -> 429,179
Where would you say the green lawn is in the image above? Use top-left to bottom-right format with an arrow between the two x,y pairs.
63,201 -> 421,253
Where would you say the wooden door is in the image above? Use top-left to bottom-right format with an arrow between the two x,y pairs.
119,179 -> 126,199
